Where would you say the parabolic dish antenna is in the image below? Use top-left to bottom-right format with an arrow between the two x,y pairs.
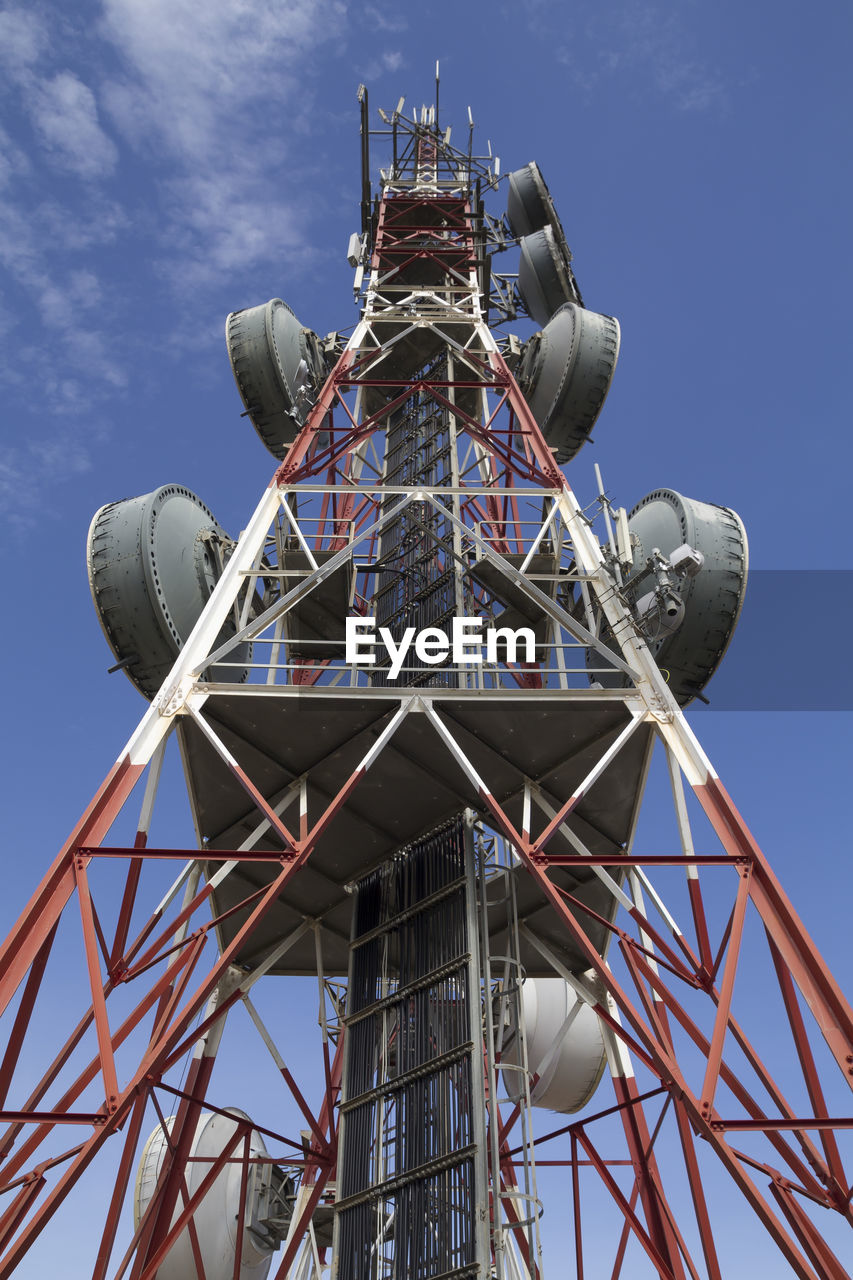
590,489 -> 748,705
226,298 -> 328,459
501,977 -> 607,1115
134,1108 -> 288,1280
506,161 -> 564,241
87,484 -> 251,699
517,302 -> 620,463
517,225 -> 582,327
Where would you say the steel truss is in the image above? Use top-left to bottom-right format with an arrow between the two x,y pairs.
0,107 -> 850,1280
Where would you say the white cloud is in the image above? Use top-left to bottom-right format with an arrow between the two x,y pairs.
0,10 -> 118,179
0,0 -> 345,438
36,268 -> 103,330
36,196 -> 130,253
98,0 -> 347,288
0,187 -> 127,414
29,71 -> 119,178
100,0 -> 344,162
362,5 -> 407,34
29,431 -> 93,472
67,268 -> 103,308
555,2 -> 727,113
0,427 -> 97,534
0,455 -> 28,510
358,47 -> 405,82
0,194 -> 46,287
0,6 -> 49,75
159,167 -> 309,287
65,327 -> 128,389
0,288 -> 15,339
0,0 -> 352,532
0,123 -> 30,190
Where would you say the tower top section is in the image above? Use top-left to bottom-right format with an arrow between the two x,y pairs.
353,79 -> 581,331
357,73 -> 500,225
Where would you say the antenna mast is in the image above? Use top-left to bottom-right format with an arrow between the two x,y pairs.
0,84 -> 850,1280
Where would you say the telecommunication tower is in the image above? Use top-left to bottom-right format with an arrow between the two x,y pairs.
0,80 -> 850,1280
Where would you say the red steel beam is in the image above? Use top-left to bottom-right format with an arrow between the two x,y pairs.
0,756 -> 143,1020
694,777 -> 853,1081
0,922 -> 57,1110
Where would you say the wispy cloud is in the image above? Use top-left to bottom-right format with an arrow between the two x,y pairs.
359,48 -> 405,80
100,0 -> 342,158
0,5 -> 48,72
30,72 -> 118,178
0,6 -> 117,175
0,123 -> 30,191
0,0 -> 351,528
0,1 -> 123,453
554,2 -> 727,113
99,0 -> 347,286
362,5 -> 407,34
0,429 -> 97,535
0,185 -> 128,399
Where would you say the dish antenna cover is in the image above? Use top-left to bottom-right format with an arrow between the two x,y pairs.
517,225 -> 582,326
227,298 -> 328,458
591,490 -> 748,704
87,484 -> 251,699
506,161 -> 564,240
134,1109 -> 287,1280
501,978 -> 607,1114
517,302 -> 620,463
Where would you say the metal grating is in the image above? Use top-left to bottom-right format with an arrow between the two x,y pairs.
335,818 -> 488,1280
372,360 -> 471,688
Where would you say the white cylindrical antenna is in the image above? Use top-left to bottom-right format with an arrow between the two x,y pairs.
378,107 -> 390,124
487,139 -> 492,157
467,106 -> 474,127
594,462 -> 619,565
615,507 -> 633,570
444,126 -> 452,145
395,96 -> 405,117
494,157 -> 501,177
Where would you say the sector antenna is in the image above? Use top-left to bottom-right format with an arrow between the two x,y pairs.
0,83 -> 850,1280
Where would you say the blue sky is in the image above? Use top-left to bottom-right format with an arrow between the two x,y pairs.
0,0 -> 851,1275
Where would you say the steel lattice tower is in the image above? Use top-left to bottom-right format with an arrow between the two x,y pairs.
0,87 -> 850,1280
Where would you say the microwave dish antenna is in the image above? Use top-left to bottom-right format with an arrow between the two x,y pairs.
501,977 -> 608,1114
134,1108 -> 292,1280
87,484 -> 251,698
516,301 -> 621,463
226,298 -> 328,459
590,488 -> 749,704
506,160 -> 565,241
518,225 -> 583,325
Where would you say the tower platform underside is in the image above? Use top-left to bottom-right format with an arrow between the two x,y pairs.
182,687 -> 651,975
